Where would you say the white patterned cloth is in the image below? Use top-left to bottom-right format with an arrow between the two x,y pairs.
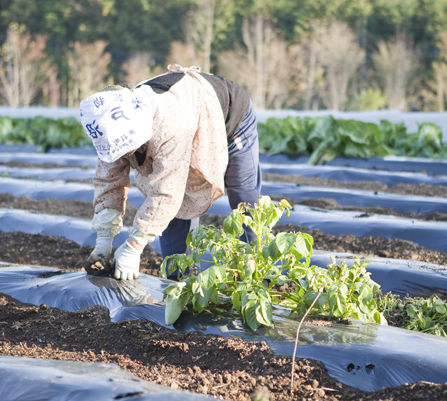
80,86 -> 157,163
93,66 -> 228,237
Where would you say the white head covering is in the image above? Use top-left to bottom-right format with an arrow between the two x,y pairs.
80,86 -> 156,163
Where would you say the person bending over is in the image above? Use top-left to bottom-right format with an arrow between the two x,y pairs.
81,64 -> 261,280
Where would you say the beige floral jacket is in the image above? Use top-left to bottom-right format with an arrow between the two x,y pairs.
92,70 -> 228,237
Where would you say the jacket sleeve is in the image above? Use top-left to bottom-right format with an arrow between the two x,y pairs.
93,156 -> 131,215
132,123 -> 196,236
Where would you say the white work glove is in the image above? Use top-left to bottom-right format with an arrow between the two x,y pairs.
84,208 -> 123,274
113,240 -> 144,280
112,228 -> 156,280
84,236 -> 114,273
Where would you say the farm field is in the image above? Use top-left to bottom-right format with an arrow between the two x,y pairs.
2,146 -> 447,400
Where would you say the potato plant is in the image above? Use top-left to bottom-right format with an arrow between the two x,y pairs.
161,196 -> 387,330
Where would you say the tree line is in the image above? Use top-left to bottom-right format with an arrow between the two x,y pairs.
1,0 -> 447,111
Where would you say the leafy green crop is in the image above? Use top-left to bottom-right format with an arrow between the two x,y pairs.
258,116 -> 447,164
161,196 -> 386,330
0,116 -> 91,152
379,293 -> 447,337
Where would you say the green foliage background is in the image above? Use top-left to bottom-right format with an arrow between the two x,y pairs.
1,0 -> 447,105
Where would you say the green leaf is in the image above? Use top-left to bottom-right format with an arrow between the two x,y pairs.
268,239 -> 280,260
232,291 -> 242,312
200,266 -> 217,290
276,275 -> 289,285
276,232 -> 296,255
435,303 -> 447,315
260,299 -> 273,326
210,287 -> 219,304
244,258 -> 256,278
215,264 -> 227,281
329,293 -> 347,318
262,246 -> 270,259
164,286 -> 191,326
304,291 -> 319,308
223,210 -> 244,237
243,300 -> 262,331
293,234 -> 312,260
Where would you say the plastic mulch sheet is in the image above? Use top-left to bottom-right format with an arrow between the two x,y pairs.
0,165 -> 137,183
4,147 -> 447,187
208,199 -> 447,252
3,171 -> 447,215
0,152 -> 97,168
0,355 -> 212,401
0,165 -> 98,181
261,162 -> 447,187
0,145 -> 38,153
2,146 -> 447,175
3,173 -> 447,221
259,153 -> 447,175
1,265 -> 447,392
261,181 -> 447,214
2,197 -> 447,253
0,208 -> 133,249
2,209 -> 447,298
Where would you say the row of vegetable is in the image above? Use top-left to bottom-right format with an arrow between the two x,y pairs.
1,115 -> 447,164
258,116 -> 447,164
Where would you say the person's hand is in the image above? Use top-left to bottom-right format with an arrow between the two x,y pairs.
113,240 -> 144,280
84,236 -> 113,273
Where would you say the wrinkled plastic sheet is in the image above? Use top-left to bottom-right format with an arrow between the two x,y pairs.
3,147 -> 447,175
4,147 -> 447,187
2,208 -> 447,298
49,146 -> 97,155
0,355 -> 211,401
260,153 -> 447,175
0,165 -> 97,181
0,177 -> 142,206
0,152 -> 97,168
0,105 -> 81,120
0,165 -> 136,183
2,193 -> 447,253
261,162 -> 447,187
1,265 -> 447,392
0,144 -> 38,153
3,174 -> 447,217
261,181 -> 447,214
3,190 -> 447,252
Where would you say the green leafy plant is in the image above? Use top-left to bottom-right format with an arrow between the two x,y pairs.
161,196 -> 386,330
0,116 -> 91,152
258,116 -> 447,164
379,293 -> 447,337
